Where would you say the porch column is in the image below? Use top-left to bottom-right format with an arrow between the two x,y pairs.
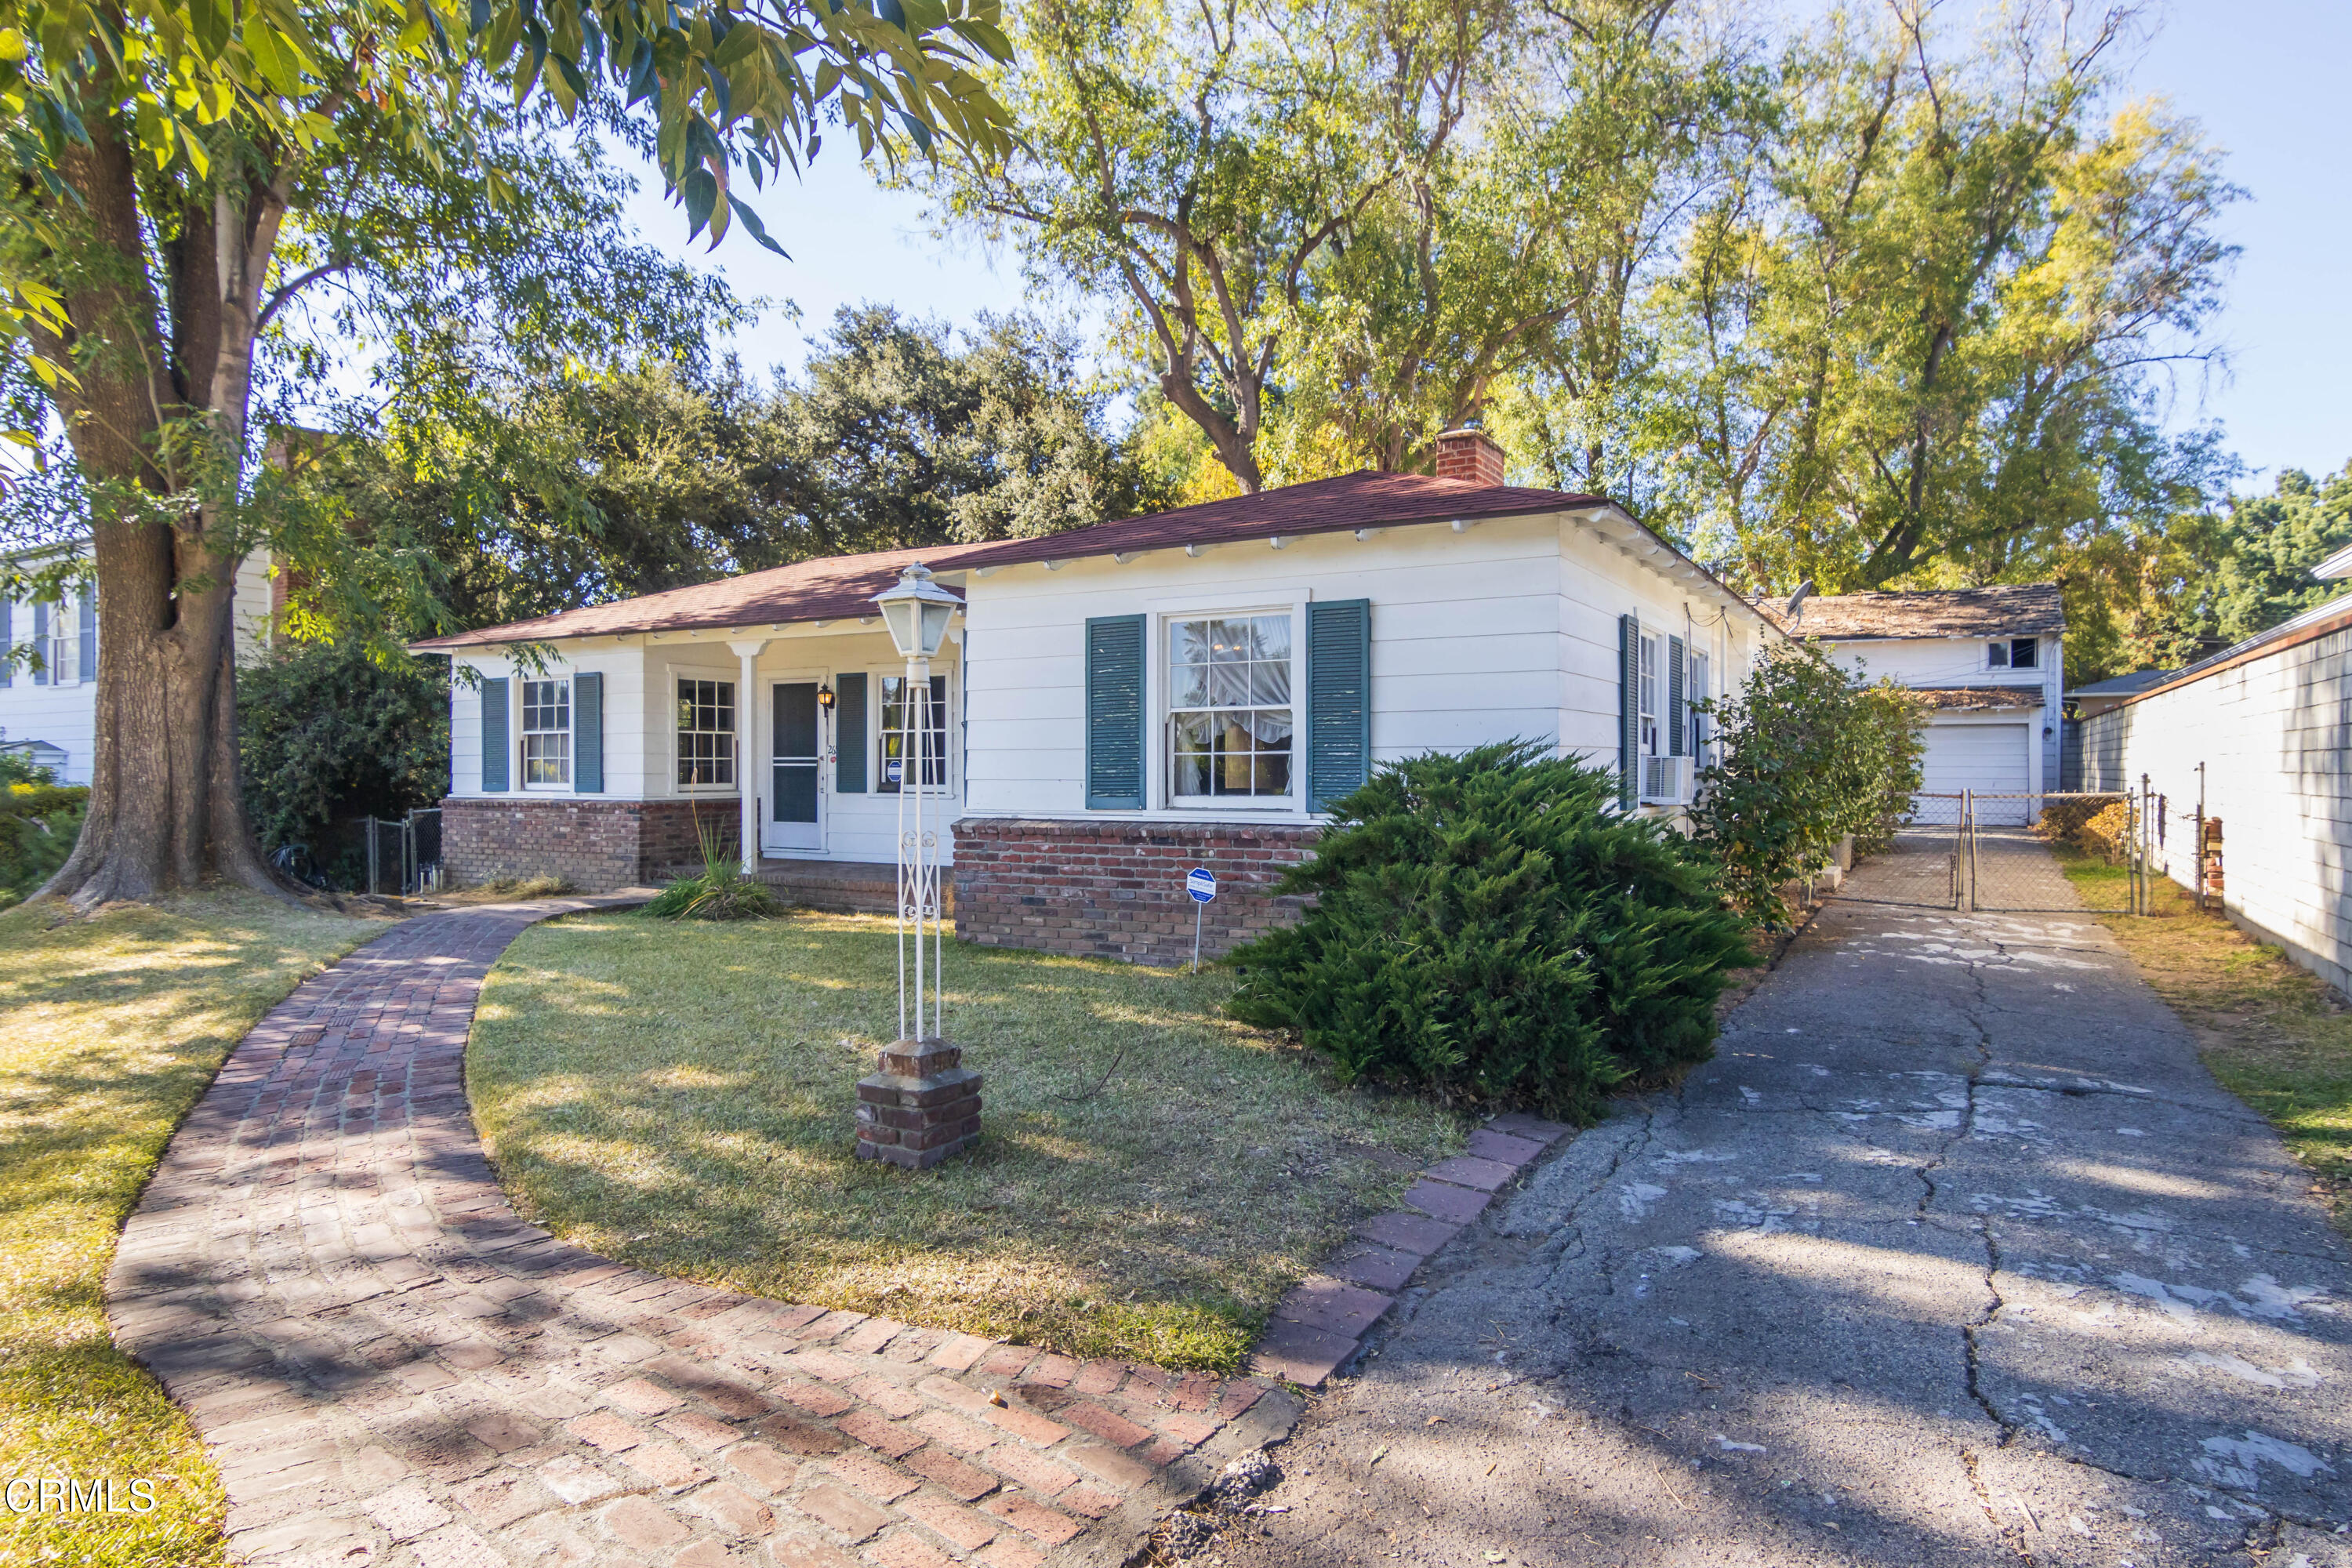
729,638 -> 769,874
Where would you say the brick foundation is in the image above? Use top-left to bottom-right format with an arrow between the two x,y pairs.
952,817 -> 1316,965
441,796 -> 740,891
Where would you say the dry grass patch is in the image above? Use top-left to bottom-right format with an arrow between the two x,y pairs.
2062,853 -> 2352,1232
468,912 -> 1465,1370
0,891 -> 378,1568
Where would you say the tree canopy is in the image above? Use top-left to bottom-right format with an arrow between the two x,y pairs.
0,0 -> 1015,905
927,0 -> 2249,644
298,303 -> 1160,640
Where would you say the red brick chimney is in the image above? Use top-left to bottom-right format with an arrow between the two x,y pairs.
1435,423 -> 1507,487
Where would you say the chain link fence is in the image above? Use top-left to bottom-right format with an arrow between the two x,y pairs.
1967,791 -> 2136,913
1843,789 -> 2147,914
361,808 -> 443,895
1843,792 -> 1964,910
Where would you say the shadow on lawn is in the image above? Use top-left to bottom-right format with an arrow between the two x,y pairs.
466,911 -> 1465,1370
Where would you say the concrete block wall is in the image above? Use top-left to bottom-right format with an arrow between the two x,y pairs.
952,818 -> 1316,966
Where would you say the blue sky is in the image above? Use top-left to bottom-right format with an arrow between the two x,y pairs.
615,0 -> 2352,487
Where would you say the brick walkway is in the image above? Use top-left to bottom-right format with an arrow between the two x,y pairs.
107,900 -> 1298,1568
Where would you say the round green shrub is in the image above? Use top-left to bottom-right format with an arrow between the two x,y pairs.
1225,742 -> 1751,1123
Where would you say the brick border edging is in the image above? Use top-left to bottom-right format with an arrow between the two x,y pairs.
105,897 -> 1302,1568
1245,1113 -> 1573,1387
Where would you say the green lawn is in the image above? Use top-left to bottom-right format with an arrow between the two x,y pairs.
469,912 -> 1466,1370
0,892 -> 378,1568
2061,851 -> 2352,1232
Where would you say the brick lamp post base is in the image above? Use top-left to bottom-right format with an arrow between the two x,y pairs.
854,1040 -> 982,1169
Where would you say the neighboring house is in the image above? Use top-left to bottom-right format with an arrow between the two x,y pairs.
412,428 -> 1780,963
2082,548 -> 2352,993
0,543 -> 274,785
2061,670 -> 2174,788
1762,584 -> 2066,825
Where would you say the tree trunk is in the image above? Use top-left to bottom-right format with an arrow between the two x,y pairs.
34,111 -> 289,909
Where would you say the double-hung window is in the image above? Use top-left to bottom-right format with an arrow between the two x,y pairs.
521,679 -> 572,788
1987,637 -> 2038,670
1169,614 -> 1294,802
677,678 -> 736,788
880,673 -> 949,793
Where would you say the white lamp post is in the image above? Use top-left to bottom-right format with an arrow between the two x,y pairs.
872,563 -> 960,1043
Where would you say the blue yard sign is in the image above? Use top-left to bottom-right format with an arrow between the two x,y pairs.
1185,866 -> 1216,971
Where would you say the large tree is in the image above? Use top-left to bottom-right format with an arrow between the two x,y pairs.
0,0 -> 1012,906
1639,4 -> 2236,593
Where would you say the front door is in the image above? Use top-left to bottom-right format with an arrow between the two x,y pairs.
768,682 -> 823,852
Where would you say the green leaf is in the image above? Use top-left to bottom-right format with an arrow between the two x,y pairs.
726,193 -> 789,256
680,165 -> 718,240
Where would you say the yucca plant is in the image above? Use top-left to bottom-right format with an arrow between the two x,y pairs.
644,812 -> 786,920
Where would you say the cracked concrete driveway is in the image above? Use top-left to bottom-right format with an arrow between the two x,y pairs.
1210,852 -> 2352,1567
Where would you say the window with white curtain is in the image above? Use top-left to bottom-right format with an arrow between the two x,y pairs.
1167,613 -> 1294,801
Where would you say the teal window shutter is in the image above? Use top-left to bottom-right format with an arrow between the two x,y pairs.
1617,614 -> 1639,810
1305,599 -> 1371,811
481,677 -> 510,793
31,604 -> 46,685
1667,634 -> 1686,757
836,672 -> 869,792
574,672 -> 604,793
1084,615 -> 1146,809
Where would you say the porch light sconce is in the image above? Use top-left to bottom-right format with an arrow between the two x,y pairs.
854,562 -> 980,1171
817,682 -> 836,713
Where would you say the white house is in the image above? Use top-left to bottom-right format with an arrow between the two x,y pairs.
2081,550 -> 2352,994
0,543 -> 276,784
1764,584 -> 2066,826
411,428 -> 1780,963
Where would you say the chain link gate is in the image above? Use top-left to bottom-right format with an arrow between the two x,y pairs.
1966,791 -> 2139,914
361,808 -> 444,895
1843,792 -> 1965,909
1846,790 -> 2145,914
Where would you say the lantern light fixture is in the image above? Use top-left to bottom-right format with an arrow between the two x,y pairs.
873,563 -> 960,660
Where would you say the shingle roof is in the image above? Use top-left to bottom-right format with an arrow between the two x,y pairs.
946,470 -> 1605,571
410,471 -> 1643,652
1914,685 -> 2045,712
407,542 -> 983,651
2070,669 -> 2174,699
1760,583 -> 2066,640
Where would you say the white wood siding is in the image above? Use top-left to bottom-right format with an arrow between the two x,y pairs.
959,511 -> 1766,822
0,545 -> 270,785
448,626 -> 964,866
1821,633 -> 2063,786
2082,619 -> 2352,993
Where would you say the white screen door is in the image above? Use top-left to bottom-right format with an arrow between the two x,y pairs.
767,681 -> 824,851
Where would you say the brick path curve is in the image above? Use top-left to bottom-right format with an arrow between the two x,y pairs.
108,899 -> 1296,1568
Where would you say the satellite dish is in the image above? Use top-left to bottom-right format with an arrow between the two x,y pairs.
1785,579 -> 1815,622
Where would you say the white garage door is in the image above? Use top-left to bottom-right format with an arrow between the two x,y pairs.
1919,721 -> 2033,824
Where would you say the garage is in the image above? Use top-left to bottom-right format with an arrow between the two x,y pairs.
1919,720 -> 2034,823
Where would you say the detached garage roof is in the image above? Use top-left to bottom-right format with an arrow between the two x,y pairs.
1766,583 -> 2065,640
1914,686 -> 2044,712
